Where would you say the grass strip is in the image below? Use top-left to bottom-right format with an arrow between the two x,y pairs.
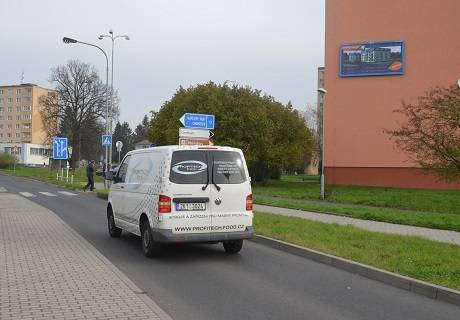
1,166 -> 104,183
1,167 -> 106,193
254,195 -> 460,232
253,177 -> 460,215
254,211 -> 460,291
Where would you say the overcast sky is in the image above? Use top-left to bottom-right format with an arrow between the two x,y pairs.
0,0 -> 325,127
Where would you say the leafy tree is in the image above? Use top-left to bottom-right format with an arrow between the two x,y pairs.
133,114 -> 150,143
387,85 -> 460,181
148,82 -> 314,181
39,60 -> 119,167
112,121 -> 134,162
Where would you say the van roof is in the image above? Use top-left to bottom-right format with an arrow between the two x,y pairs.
126,145 -> 243,156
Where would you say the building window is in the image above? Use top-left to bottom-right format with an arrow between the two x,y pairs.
0,98 -> 3,104
15,124 -> 20,129
16,106 -> 21,112
0,89 -> 3,94
22,132 -> 31,138
16,89 -> 22,94
15,133 -> 20,138
23,114 -> 32,120
30,148 -> 50,156
7,106 -> 13,112
0,124 -> 3,129
23,123 -> 31,129
23,106 -> 31,111
16,115 -> 20,120
7,133 -> 11,138
7,98 -> 12,103
7,124 -> 12,129
7,115 -> 13,121
0,116 -> 3,120
23,97 -> 31,102
26,88 -> 32,93
0,107 -> 3,112
16,97 -> 21,103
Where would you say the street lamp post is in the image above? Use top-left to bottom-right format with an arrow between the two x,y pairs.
98,29 -> 130,164
62,37 -> 111,178
318,87 -> 327,200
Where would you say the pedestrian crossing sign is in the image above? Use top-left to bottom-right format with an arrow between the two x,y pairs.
102,135 -> 112,146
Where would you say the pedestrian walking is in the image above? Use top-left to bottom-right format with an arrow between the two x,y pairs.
83,160 -> 95,192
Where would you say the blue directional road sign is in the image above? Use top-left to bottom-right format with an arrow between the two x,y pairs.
180,113 -> 215,130
53,137 -> 68,160
102,135 -> 113,146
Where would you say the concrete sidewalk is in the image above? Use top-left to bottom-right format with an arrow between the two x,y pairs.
254,204 -> 460,246
0,193 -> 165,320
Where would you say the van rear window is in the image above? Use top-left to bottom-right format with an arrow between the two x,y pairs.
170,150 -> 246,184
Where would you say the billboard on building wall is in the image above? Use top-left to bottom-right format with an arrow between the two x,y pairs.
339,41 -> 405,77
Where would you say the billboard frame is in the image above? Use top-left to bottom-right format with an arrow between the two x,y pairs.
339,40 -> 405,77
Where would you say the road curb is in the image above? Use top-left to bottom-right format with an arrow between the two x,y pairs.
251,234 -> 460,307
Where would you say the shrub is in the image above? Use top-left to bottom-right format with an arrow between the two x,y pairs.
0,151 -> 18,169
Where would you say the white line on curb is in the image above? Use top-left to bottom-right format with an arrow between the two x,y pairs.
19,192 -> 36,198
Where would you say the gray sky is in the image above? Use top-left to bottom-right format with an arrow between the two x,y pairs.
0,0 -> 324,128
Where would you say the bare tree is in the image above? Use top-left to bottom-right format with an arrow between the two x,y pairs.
39,60 -> 118,168
387,85 -> 460,181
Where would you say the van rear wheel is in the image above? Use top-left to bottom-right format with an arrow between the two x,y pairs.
223,240 -> 243,254
107,209 -> 122,238
141,220 -> 162,258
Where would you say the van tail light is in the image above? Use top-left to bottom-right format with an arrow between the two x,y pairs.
159,195 -> 171,213
246,194 -> 253,211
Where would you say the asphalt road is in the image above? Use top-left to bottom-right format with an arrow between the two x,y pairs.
1,173 -> 459,320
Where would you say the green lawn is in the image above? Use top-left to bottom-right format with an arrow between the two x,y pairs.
1,166 -> 104,189
254,211 -> 460,290
253,175 -> 460,214
252,175 -> 460,231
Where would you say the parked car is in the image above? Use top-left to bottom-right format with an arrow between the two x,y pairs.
96,164 -> 119,177
106,145 -> 254,257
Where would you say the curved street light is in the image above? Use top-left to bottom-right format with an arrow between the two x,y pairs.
98,29 -> 130,164
62,36 -> 111,174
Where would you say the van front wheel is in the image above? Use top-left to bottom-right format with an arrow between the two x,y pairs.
223,240 -> 243,254
107,210 -> 122,238
141,221 -> 162,258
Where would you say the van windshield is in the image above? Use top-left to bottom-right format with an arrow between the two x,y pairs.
170,150 -> 246,184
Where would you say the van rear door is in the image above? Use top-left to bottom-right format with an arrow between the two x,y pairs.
167,150 -> 212,237
208,150 -> 252,235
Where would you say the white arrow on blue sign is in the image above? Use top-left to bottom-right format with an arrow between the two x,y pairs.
102,135 -> 112,146
179,113 -> 215,130
52,137 -> 68,160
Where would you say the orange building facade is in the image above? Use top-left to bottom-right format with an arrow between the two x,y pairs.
324,0 -> 460,189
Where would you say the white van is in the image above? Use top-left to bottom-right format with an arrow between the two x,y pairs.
106,145 -> 254,257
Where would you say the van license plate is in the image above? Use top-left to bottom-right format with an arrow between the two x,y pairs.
176,203 -> 206,211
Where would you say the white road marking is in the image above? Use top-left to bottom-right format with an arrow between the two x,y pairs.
0,187 -> 7,192
39,192 -> 57,197
19,192 -> 36,198
57,191 -> 77,196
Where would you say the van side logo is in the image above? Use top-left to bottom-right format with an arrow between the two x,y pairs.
172,160 -> 207,175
